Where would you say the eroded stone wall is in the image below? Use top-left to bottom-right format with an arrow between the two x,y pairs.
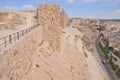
37,4 -> 69,51
37,4 -> 62,51
61,9 -> 69,29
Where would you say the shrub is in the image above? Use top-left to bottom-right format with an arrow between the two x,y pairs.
109,59 -> 119,71
116,68 -> 120,78
113,57 -> 117,62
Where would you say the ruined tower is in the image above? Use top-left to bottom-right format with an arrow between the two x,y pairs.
37,4 -> 61,51
60,9 -> 69,29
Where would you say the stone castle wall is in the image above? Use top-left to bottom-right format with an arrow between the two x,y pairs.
37,4 -> 69,51
60,9 -> 69,29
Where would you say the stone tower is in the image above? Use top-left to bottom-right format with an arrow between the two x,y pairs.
60,9 -> 69,29
37,4 -> 61,51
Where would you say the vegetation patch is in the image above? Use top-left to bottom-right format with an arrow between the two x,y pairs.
113,57 -> 117,62
109,59 -> 119,71
99,42 -> 109,59
99,40 -> 120,79
99,42 -> 119,71
116,68 -> 120,78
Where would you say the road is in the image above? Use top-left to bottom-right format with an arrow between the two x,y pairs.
95,34 -> 117,80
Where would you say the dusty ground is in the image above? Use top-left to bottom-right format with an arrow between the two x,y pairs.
0,24 -> 109,80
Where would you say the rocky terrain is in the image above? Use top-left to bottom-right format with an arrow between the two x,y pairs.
0,4 -> 109,80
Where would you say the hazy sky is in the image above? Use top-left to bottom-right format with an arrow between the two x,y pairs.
0,0 -> 120,19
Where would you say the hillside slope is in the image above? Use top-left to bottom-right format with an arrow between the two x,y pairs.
0,25 -> 109,80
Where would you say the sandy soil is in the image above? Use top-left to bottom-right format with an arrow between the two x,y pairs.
0,25 -> 109,80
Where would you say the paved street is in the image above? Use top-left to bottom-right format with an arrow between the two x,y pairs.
95,34 -> 117,80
